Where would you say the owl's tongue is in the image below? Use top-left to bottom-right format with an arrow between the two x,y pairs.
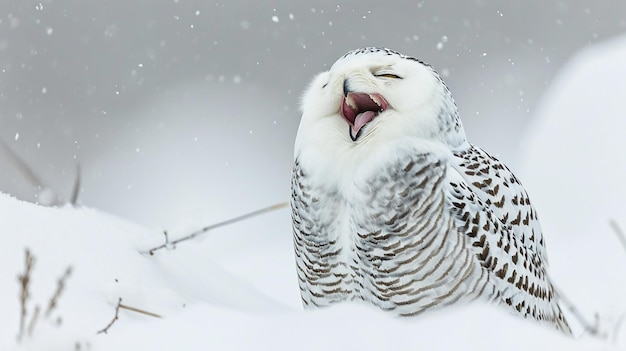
341,92 -> 388,141
352,111 -> 377,137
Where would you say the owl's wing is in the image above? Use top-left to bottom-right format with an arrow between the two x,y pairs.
451,144 -> 547,263
291,159 -> 350,307
445,144 -> 570,333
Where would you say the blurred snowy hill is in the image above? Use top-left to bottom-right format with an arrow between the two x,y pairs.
520,34 -> 626,338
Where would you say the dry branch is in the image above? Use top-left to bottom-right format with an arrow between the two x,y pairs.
17,249 -> 35,342
69,164 -> 81,205
162,230 -> 170,246
119,303 -> 162,318
554,284 -> 600,337
609,219 -> 626,254
1,140 -> 47,191
27,305 -> 40,337
143,202 -> 288,255
97,298 -> 122,334
96,298 -> 161,335
1,138 -> 81,205
45,266 -> 73,318
611,312 -> 626,344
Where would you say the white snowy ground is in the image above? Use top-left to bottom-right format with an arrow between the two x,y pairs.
2,36 -> 626,350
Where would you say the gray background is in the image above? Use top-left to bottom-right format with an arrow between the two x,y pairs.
1,0 -> 625,228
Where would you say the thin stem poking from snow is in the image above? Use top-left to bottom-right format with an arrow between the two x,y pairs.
69,164 -> 81,205
119,303 -> 162,318
17,249 -> 35,343
27,305 -> 40,337
612,313 -> 626,344
45,266 -> 73,318
97,298 -> 161,335
97,298 -> 122,335
609,219 -> 626,254
1,138 -> 82,206
1,140 -> 47,192
555,219 -> 626,339
142,202 -> 288,255
554,284 -> 600,337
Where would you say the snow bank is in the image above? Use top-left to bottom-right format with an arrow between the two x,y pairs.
0,194 -> 285,350
0,192 -> 613,350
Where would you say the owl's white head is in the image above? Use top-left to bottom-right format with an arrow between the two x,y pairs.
295,48 -> 468,161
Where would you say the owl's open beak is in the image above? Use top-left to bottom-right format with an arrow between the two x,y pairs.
341,92 -> 388,141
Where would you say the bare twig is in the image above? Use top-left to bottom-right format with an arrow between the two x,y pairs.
143,202 -> 288,255
554,284 -> 600,336
608,219 -> 626,342
27,305 -> 40,337
97,298 -> 122,335
553,219 -> 626,338
611,312 -> 626,344
119,303 -> 162,318
45,266 -> 73,318
2,138 -> 81,205
17,249 -> 35,342
609,219 -> 626,254
163,231 -> 170,246
1,139 -> 47,190
69,164 -> 81,205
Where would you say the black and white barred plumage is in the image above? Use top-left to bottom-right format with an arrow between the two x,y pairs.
291,47 -> 571,333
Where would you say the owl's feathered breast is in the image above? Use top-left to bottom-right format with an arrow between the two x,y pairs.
292,142 -> 495,315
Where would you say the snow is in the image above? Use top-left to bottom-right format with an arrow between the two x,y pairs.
2,36 -> 626,351
0,192 -> 591,350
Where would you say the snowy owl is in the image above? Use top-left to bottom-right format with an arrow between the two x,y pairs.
290,47 -> 571,333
